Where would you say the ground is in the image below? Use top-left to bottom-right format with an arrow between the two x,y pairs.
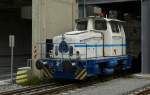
0,56 -> 27,80
58,77 -> 150,95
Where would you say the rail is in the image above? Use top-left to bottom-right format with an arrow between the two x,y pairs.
0,75 -> 131,95
0,83 -> 72,95
126,85 -> 150,95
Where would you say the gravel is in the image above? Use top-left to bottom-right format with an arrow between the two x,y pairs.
0,77 -> 150,95
0,80 -> 23,93
58,77 -> 150,95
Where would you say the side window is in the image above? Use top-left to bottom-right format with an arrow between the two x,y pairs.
110,22 -> 120,33
95,20 -> 107,30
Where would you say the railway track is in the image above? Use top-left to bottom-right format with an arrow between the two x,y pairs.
0,75 -> 132,95
0,76 -> 109,95
128,86 -> 150,95
0,82 -> 74,95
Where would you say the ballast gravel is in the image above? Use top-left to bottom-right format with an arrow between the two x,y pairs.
58,77 -> 150,95
0,80 -> 22,93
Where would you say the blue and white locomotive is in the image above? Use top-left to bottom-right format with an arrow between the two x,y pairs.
36,17 -> 132,80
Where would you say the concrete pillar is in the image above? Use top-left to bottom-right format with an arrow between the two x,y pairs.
32,0 -> 43,76
142,0 -> 150,74
32,0 -> 78,77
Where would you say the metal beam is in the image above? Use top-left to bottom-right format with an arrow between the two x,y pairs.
142,0 -> 150,74
79,0 -> 140,5
0,0 -> 31,9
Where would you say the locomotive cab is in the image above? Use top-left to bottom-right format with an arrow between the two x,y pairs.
75,17 -> 126,57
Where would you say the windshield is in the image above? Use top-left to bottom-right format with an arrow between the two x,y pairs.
95,20 -> 107,30
76,21 -> 87,31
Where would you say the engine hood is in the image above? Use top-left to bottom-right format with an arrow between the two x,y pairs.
53,30 -> 102,43
65,30 -> 102,41
65,30 -> 86,35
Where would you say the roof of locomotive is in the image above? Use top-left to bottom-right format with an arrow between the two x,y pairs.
76,16 -> 125,23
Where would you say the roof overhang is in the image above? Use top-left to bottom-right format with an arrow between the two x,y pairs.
79,0 -> 140,5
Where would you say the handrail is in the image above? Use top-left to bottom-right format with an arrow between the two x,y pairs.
93,30 -> 105,56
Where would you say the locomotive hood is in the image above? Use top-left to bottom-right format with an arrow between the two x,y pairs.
53,30 -> 103,44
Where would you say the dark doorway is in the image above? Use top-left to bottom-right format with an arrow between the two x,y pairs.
0,0 -> 32,79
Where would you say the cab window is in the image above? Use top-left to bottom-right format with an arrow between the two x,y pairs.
95,20 -> 107,30
76,21 -> 87,31
110,21 -> 121,33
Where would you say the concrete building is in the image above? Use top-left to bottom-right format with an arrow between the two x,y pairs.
32,0 -> 78,76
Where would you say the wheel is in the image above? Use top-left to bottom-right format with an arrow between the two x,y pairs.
114,63 -> 124,76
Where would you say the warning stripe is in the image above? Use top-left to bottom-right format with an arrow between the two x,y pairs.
16,76 -> 28,81
17,71 -> 28,76
75,69 -> 87,80
75,69 -> 85,79
33,46 -> 37,59
43,67 -> 53,79
79,72 -> 87,80
42,69 -> 50,79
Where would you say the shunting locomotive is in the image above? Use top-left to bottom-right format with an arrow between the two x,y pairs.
36,16 -> 132,80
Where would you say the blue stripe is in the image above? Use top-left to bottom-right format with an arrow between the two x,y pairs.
74,44 -> 127,48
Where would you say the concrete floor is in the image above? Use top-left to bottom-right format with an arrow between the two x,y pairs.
59,77 -> 150,95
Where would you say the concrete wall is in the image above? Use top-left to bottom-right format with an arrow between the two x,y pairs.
32,0 -> 78,76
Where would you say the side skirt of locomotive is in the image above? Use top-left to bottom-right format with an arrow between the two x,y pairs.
36,55 -> 132,80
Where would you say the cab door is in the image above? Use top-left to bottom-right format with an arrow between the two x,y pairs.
110,21 -> 123,56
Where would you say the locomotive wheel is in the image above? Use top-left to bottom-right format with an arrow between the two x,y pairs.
36,60 -> 44,70
114,63 -> 124,76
